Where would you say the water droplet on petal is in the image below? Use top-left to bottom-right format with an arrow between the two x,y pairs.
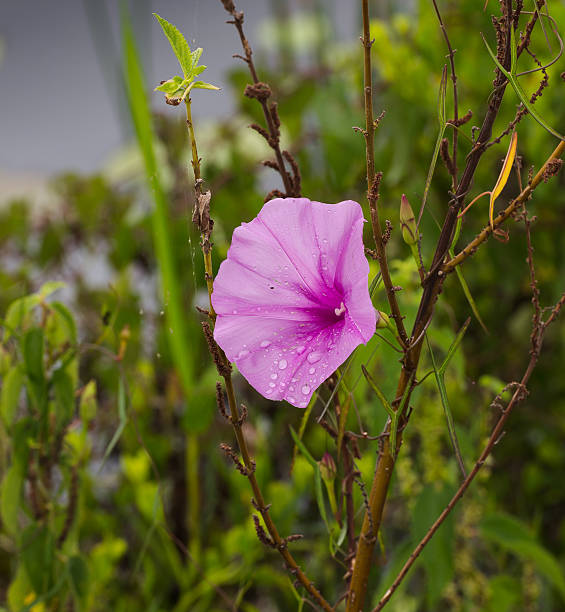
232,309 -> 238,314
296,345 -> 306,354
238,350 -> 249,359
270,373 -> 278,380
301,385 -> 311,395
279,359 -> 288,370
269,382 -> 276,388
265,388 -> 273,395
307,352 -> 322,364
260,340 -> 271,348
309,367 -> 315,374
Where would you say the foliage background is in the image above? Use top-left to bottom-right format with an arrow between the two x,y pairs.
1,1 -> 564,611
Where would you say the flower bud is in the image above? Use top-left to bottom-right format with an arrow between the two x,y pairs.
375,310 -> 390,330
318,452 -> 337,483
400,194 -> 418,245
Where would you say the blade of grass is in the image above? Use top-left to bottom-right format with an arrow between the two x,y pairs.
122,12 -> 194,395
425,319 -> 470,477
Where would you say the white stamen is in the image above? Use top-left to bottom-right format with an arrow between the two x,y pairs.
334,302 -> 346,317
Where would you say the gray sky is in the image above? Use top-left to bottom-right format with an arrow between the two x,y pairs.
0,1 -> 355,176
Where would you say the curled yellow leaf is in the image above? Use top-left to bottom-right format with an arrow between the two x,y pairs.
489,131 -> 518,228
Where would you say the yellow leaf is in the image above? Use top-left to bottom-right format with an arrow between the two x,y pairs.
489,131 -> 518,228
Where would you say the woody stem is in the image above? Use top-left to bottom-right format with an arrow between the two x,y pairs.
222,374 -> 333,612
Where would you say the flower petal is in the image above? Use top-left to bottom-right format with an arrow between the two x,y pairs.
212,197 -> 376,407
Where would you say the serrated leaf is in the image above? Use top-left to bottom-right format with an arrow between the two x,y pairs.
155,75 -> 184,94
153,13 -> 193,77
1,364 -> 24,427
191,47 -> 203,66
1,465 -> 22,535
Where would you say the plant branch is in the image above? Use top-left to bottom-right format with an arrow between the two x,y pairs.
185,98 -> 215,318
220,1 -> 300,197
361,0 -> 408,346
443,140 -> 565,274
432,0 -> 459,190
220,373 -> 333,611
346,4 -> 515,609
372,286 -> 565,611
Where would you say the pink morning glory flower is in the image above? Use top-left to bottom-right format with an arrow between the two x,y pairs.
211,197 -> 376,408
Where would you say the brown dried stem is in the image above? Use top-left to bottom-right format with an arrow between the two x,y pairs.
432,0 -> 459,189
443,140 -> 565,274
373,282 -> 565,612
346,3 -> 515,609
220,1 -> 299,197
360,0 -> 408,346
220,373 -> 333,611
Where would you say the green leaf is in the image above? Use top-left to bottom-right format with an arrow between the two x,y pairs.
51,302 -> 77,344
23,329 -> 44,385
1,364 -> 24,427
155,75 -> 185,94
191,80 -> 220,92
480,513 -> 565,602
22,329 -> 46,410
0,465 -> 22,535
153,13 -> 193,77
3,296 -> 39,340
67,555 -> 89,604
37,281 -> 66,300
52,368 -> 75,430
412,485 -> 456,608
99,377 -> 128,470
21,525 -> 55,593
481,31 -> 565,142
79,380 -> 97,425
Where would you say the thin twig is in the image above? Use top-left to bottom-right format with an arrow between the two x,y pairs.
443,140 -> 565,274
220,1 -> 299,197
432,0 -> 459,190
360,2 -> 408,346
372,289 -> 565,611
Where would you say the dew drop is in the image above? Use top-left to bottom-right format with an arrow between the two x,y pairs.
238,350 -> 250,359
260,340 -> 271,348
301,385 -> 311,395
289,386 -> 295,392
307,352 -> 322,364
296,345 -> 306,354
270,373 -> 278,380
278,359 -> 288,370
309,367 -> 315,374
265,388 -> 273,395
269,382 -> 276,388
232,309 -> 238,314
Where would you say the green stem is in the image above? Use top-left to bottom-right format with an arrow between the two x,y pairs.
185,98 -> 215,318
